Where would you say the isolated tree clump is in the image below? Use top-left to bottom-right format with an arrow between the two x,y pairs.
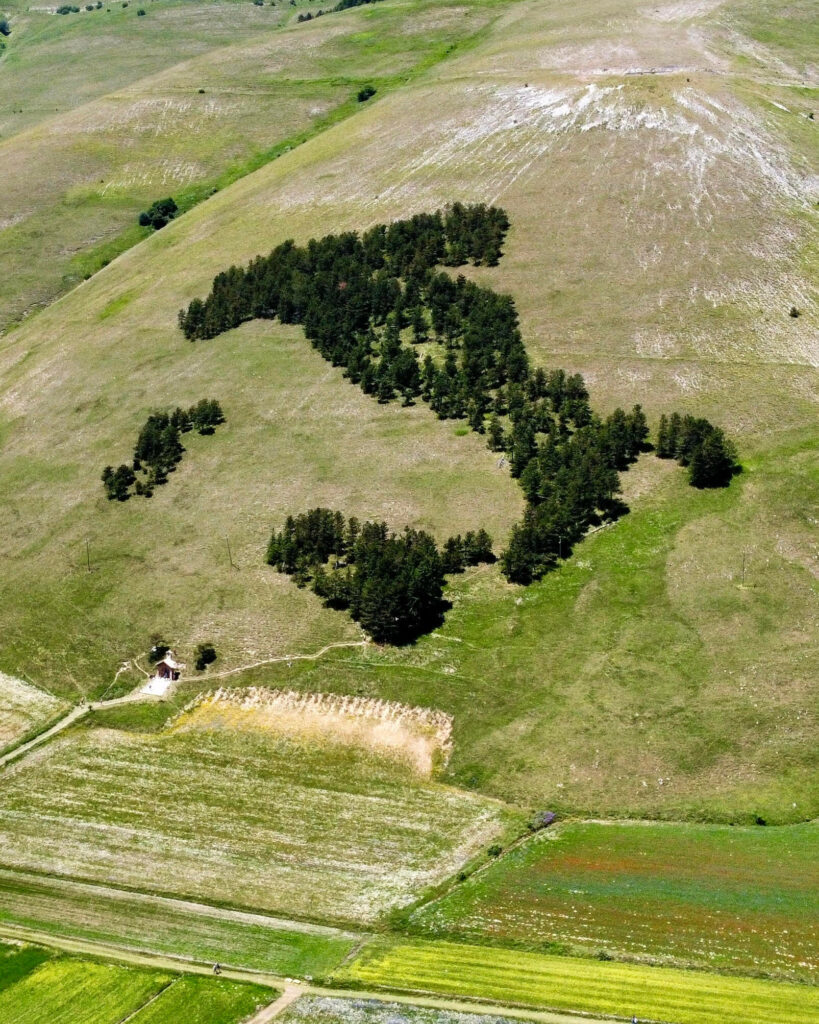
656,412 -> 738,488
357,85 -> 376,102
138,197 -> 178,230
194,643 -> 217,670
102,399 -> 224,500
267,508 -> 494,644
0,18 -> 11,35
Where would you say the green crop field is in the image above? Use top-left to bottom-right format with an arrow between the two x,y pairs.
0,943 -> 269,1024
0,709 -> 514,924
125,974 -> 269,1024
0,940 -> 52,990
409,820 -> 819,981
0,869 -> 358,977
0,955 -> 172,1024
338,940 -> 819,1024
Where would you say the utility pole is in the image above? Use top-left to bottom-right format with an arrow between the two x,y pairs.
225,536 -> 236,570
86,538 -> 91,573
741,550 -> 747,586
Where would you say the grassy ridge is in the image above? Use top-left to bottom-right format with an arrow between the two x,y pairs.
0,0 -> 504,331
338,940 -> 819,1024
409,821 -> 819,981
0,870 -> 357,977
0,0 -> 815,825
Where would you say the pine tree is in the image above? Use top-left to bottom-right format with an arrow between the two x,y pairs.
656,414 -> 671,458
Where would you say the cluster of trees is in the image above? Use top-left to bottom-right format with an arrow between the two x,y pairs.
178,202 -> 510,340
332,0 -> 383,10
656,412 -> 738,488
266,508 -> 494,643
179,205 -> 738,598
102,399 -> 224,501
138,197 -> 178,230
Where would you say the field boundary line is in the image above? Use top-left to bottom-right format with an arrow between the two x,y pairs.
115,976 -> 178,1024
0,866 -> 361,939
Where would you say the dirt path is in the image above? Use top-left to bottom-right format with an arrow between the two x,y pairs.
0,690 -> 157,771
0,640 -> 369,771
0,922 -> 605,1024
246,984 -> 304,1022
188,639 -> 370,684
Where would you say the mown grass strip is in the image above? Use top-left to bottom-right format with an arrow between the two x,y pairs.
0,869 -> 358,978
338,940 -> 819,1024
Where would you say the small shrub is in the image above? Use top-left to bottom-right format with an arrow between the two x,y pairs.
138,196 -> 178,230
487,843 -> 503,858
137,7 -> 146,13
357,85 -> 376,103
0,17 -> 11,34
198,88 -> 205,94
148,641 -> 169,663
789,306 -> 800,318
194,643 -> 217,671
528,810 -> 556,831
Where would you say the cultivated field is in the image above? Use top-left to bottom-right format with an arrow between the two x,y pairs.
410,820 -> 819,981
0,0 -> 815,826
0,703 -> 514,924
0,942 -> 268,1024
0,673 -> 66,753
0,954 -> 170,1024
0,869 -> 357,976
338,940 -> 819,1024
280,996 -> 520,1024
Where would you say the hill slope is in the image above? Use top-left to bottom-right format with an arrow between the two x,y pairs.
0,0 -> 816,819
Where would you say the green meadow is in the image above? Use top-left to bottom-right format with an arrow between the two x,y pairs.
409,820 -> 819,981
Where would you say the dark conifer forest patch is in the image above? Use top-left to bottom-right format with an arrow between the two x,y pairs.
179,204 -> 739,636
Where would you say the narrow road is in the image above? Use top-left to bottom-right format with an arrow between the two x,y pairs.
0,922 -> 612,1024
247,984 -> 304,1022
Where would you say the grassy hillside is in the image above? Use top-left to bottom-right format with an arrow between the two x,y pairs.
0,0 -> 815,822
0,673 -> 67,753
409,820 -> 819,981
0,0 -> 502,331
